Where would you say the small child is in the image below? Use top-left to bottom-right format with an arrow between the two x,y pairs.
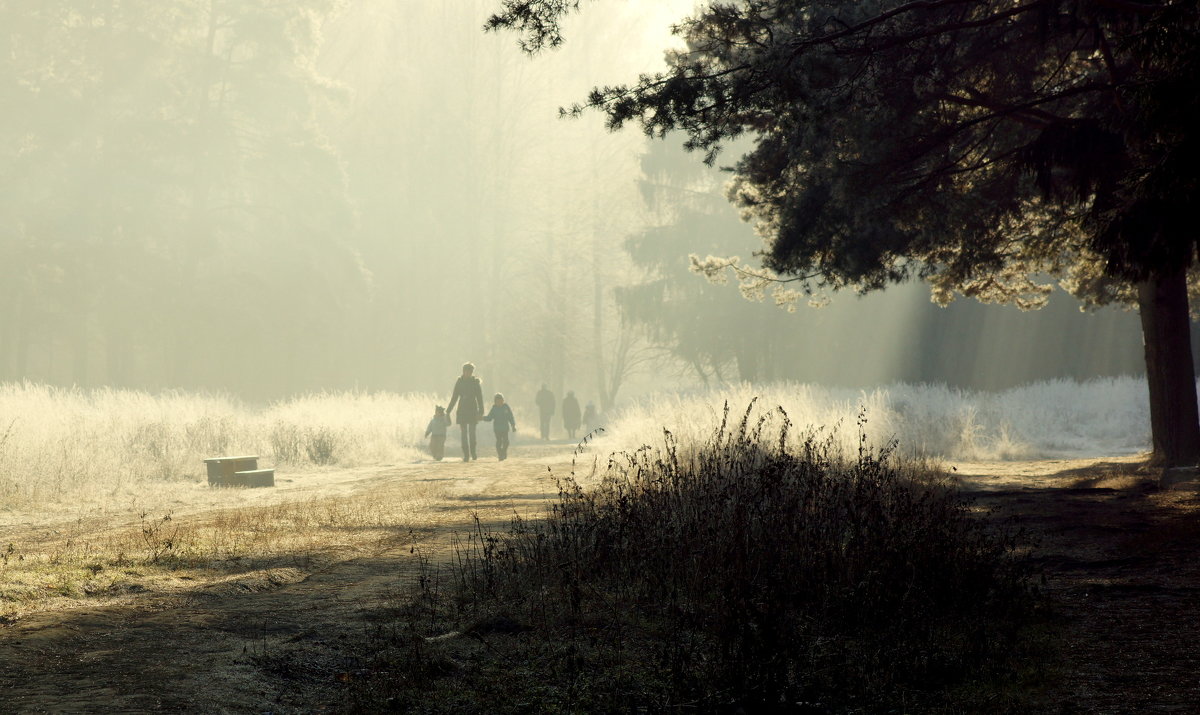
482,393 -> 516,461
424,405 -> 451,461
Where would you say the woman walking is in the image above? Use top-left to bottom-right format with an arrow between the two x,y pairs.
446,362 -> 484,461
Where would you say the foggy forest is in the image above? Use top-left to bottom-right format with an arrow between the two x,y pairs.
2,1 -> 1198,712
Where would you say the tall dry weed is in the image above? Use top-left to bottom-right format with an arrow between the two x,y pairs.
370,403 -> 1038,711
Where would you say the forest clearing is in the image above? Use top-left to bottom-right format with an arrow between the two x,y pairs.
4,0 -> 1199,710
1,384 -> 1197,711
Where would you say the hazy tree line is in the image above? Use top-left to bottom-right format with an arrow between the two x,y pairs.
1,0 -> 652,402
0,0 -> 361,396
1,0 -> 1155,408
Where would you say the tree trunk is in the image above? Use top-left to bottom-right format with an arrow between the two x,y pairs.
71,309 -> 90,387
734,347 -> 759,382
11,294 -> 31,380
592,229 -> 609,412
105,321 -> 129,388
1138,267 -> 1200,468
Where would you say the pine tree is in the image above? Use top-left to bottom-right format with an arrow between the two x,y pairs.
490,0 -> 1200,468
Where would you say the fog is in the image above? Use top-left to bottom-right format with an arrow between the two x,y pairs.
0,0 -> 1160,410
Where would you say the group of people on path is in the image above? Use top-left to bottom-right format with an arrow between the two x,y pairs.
423,363 -> 601,462
534,384 -> 598,441
424,362 -> 516,462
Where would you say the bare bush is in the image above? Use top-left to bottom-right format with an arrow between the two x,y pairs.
269,422 -> 304,464
304,427 -> 340,466
357,404 -> 1038,712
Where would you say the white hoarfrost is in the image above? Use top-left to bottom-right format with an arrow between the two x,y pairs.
600,377 -> 1156,461
0,377 -> 1165,510
0,383 -> 436,509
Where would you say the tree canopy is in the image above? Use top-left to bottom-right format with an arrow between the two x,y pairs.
489,0 -> 1200,466
490,0 -> 1197,305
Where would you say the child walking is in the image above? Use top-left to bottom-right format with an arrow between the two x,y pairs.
424,405 -> 451,461
482,393 -> 516,461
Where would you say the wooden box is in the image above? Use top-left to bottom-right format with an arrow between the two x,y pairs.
229,469 -> 275,488
204,456 -> 259,487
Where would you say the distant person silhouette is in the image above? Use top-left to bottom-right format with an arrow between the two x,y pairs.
535,384 -> 555,440
562,391 -> 582,440
583,401 -> 597,434
483,393 -> 517,461
446,362 -> 484,461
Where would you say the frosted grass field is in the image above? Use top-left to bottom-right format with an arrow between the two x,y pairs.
0,377 -> 1161,512
600,377 -> 1156,462
0,383 -> 435,510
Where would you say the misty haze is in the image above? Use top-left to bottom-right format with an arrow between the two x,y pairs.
2,1 -> 1198,712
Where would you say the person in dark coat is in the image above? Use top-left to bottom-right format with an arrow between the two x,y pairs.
446,362 -> 484,461
535,384 -> 555,440
424,405 -> 451,461
562,391 -> 582,440
482,393 -> 517,461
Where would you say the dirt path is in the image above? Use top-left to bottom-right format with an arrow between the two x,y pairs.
0,444 -> 583,713
952,456 -> 1200,713
3,449 -> 1199,712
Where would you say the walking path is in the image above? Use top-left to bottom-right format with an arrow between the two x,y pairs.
1,449 -> 1198,712
0,445 -> 578,712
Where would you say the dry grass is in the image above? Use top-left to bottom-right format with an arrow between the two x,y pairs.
0,480 -> 442,620
352,404 -> 1041,712
0,382 -> 436,513
601,377 -> 1152,461
0,381 -> 457,621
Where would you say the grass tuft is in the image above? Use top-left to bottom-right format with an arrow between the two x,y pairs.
351,403 -> 1041,712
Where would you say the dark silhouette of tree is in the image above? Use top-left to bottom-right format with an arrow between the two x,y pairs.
489,0 -> 1200,467
618,138 -> 799,383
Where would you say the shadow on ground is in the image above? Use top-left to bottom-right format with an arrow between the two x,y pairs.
963,463 -> 1200,713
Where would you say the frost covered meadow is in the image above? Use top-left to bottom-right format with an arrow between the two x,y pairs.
0,383 -> 435,510
0,377 -> 1157,511
602,377 -> 1154,462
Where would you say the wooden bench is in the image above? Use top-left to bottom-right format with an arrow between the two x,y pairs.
204,456 -> 273,488
229,469 -> 275,488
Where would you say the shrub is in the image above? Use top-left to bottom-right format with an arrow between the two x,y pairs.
269,422 -> 304,464
602,377 -> 1152,460
304,427 -> 340,466
354,404 -> 1038,712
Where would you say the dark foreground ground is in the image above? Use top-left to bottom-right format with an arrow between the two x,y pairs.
1,453 -> 1198,712
959,459 -> 1200,713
